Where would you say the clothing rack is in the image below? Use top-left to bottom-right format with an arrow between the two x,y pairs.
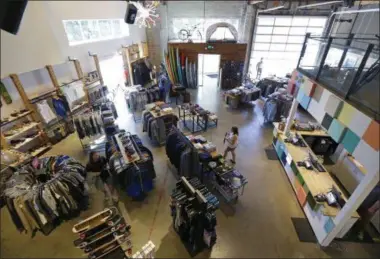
166,127 -> 200,178
170,176 -> 218,257
73,110 -> 106,152
3,155 -> 88,237
111,131 -> 155,199
142,107 -> 178,146
125,85 -> 163,122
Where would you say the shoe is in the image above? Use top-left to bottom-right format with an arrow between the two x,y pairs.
230,159 -> 236,164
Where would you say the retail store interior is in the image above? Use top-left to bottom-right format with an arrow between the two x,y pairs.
0,1 -> 379,258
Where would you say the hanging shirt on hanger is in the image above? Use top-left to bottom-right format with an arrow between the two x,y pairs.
37,100 -> 57,124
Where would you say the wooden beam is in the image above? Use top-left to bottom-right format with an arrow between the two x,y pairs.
9,74 -> 50,145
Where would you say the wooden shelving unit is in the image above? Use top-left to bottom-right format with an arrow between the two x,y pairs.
0,74 -> 51,155
46,59 -> 90,110
122,42 -> 149,86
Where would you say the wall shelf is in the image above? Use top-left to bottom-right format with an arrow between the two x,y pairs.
0,110 -> 33,127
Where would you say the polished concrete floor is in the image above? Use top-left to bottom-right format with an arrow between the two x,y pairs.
1,76 -> 379,258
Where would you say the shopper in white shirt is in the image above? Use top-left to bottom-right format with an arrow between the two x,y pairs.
256,57 -> 264,79
223,126 -> 239,164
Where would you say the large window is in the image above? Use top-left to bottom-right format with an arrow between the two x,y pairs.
63,19 -> 129,46
169,18 -> 239,42
249,16 -> 327,78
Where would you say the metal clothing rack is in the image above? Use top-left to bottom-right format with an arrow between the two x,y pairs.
73,110 -> 106,152
171,126 -> 197,153
113,131 -> 154,198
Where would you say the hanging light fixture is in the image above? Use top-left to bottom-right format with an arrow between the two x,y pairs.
132,1 -> 160,28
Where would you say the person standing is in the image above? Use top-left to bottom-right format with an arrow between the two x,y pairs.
223,126 -> 239,164
86,151 -> 119,203
256,57 -> 264,79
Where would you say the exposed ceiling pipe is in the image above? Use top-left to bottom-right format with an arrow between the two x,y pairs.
297,1 -> 343,9
333,8 -> 379,14
258,0 -> 286,13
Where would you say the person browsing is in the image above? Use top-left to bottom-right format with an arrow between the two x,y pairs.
223,126 -> 239,164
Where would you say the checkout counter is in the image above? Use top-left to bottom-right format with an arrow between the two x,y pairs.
272,122 -> 360,245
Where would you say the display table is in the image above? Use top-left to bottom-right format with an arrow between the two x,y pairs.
186,134 -> 248,204
224,86 -> 261,109
178,104 -> 218,133
272,123 -> 359,245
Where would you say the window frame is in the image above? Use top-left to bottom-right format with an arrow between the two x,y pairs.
62,19 -> 129,46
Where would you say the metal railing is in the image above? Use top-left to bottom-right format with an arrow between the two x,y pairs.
297,33 -> 380,121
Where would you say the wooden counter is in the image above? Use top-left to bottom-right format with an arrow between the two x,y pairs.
273,122 -> 329,137
273,122 -> 360,245
278,133 -> 359,218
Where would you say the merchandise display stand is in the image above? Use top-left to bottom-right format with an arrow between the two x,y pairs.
166,126 -> 200,178
121,42 -> 149,86
177,104 -> 218,133
170,177 -> 218,257
185,134 -> 248,204
72,207 -> 133,259
125,85 -> 163,123
142,103 -> 178,145
2,74 -> 52,156
224,85 -> 261,109
73,110 -> 106,153
112,131 -> 155,198
3,155 -> 89,236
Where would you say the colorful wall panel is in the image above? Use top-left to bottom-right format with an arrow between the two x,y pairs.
362,121 -> 379,151
328,119 -> 347,143
324,94 -> 343,118
293,70 -> 380,175
341,129 -> 361,154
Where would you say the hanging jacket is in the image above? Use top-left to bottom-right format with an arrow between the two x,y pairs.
52,97 -> 68,118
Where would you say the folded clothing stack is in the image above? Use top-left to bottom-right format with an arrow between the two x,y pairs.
162,107 -> 173,114
193,135 -> 207,144
193,143 -> 203,150
209,114 -> 217,120
204,143 -> 216,153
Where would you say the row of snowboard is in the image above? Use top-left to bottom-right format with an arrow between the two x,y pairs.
164,46 -> 198,88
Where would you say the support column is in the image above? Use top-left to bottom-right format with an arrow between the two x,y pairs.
284,97 -> 299,136
89,53 -> 104,85
243,5 -> 258,77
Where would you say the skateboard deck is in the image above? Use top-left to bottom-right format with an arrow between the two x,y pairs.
87,233 -> 132,259
73,207 -> 116,234
83,227 -> 130,253
74,215 -> 126,248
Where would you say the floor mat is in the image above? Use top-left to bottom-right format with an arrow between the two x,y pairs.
264,147 -> 278,160
291,217 -> 317,243
206,74 -> 219,78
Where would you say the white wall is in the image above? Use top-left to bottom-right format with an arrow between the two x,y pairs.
1,1 -> 63,78
44,1 -> 147,73
1,1 -> 147,77
1,1 -> 146,118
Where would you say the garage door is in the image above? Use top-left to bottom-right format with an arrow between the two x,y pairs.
249,15 -> 327,79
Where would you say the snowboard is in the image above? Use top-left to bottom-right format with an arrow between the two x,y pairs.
176,48 -> 183,85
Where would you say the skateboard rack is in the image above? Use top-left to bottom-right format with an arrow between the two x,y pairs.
72,207 -> 133,259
